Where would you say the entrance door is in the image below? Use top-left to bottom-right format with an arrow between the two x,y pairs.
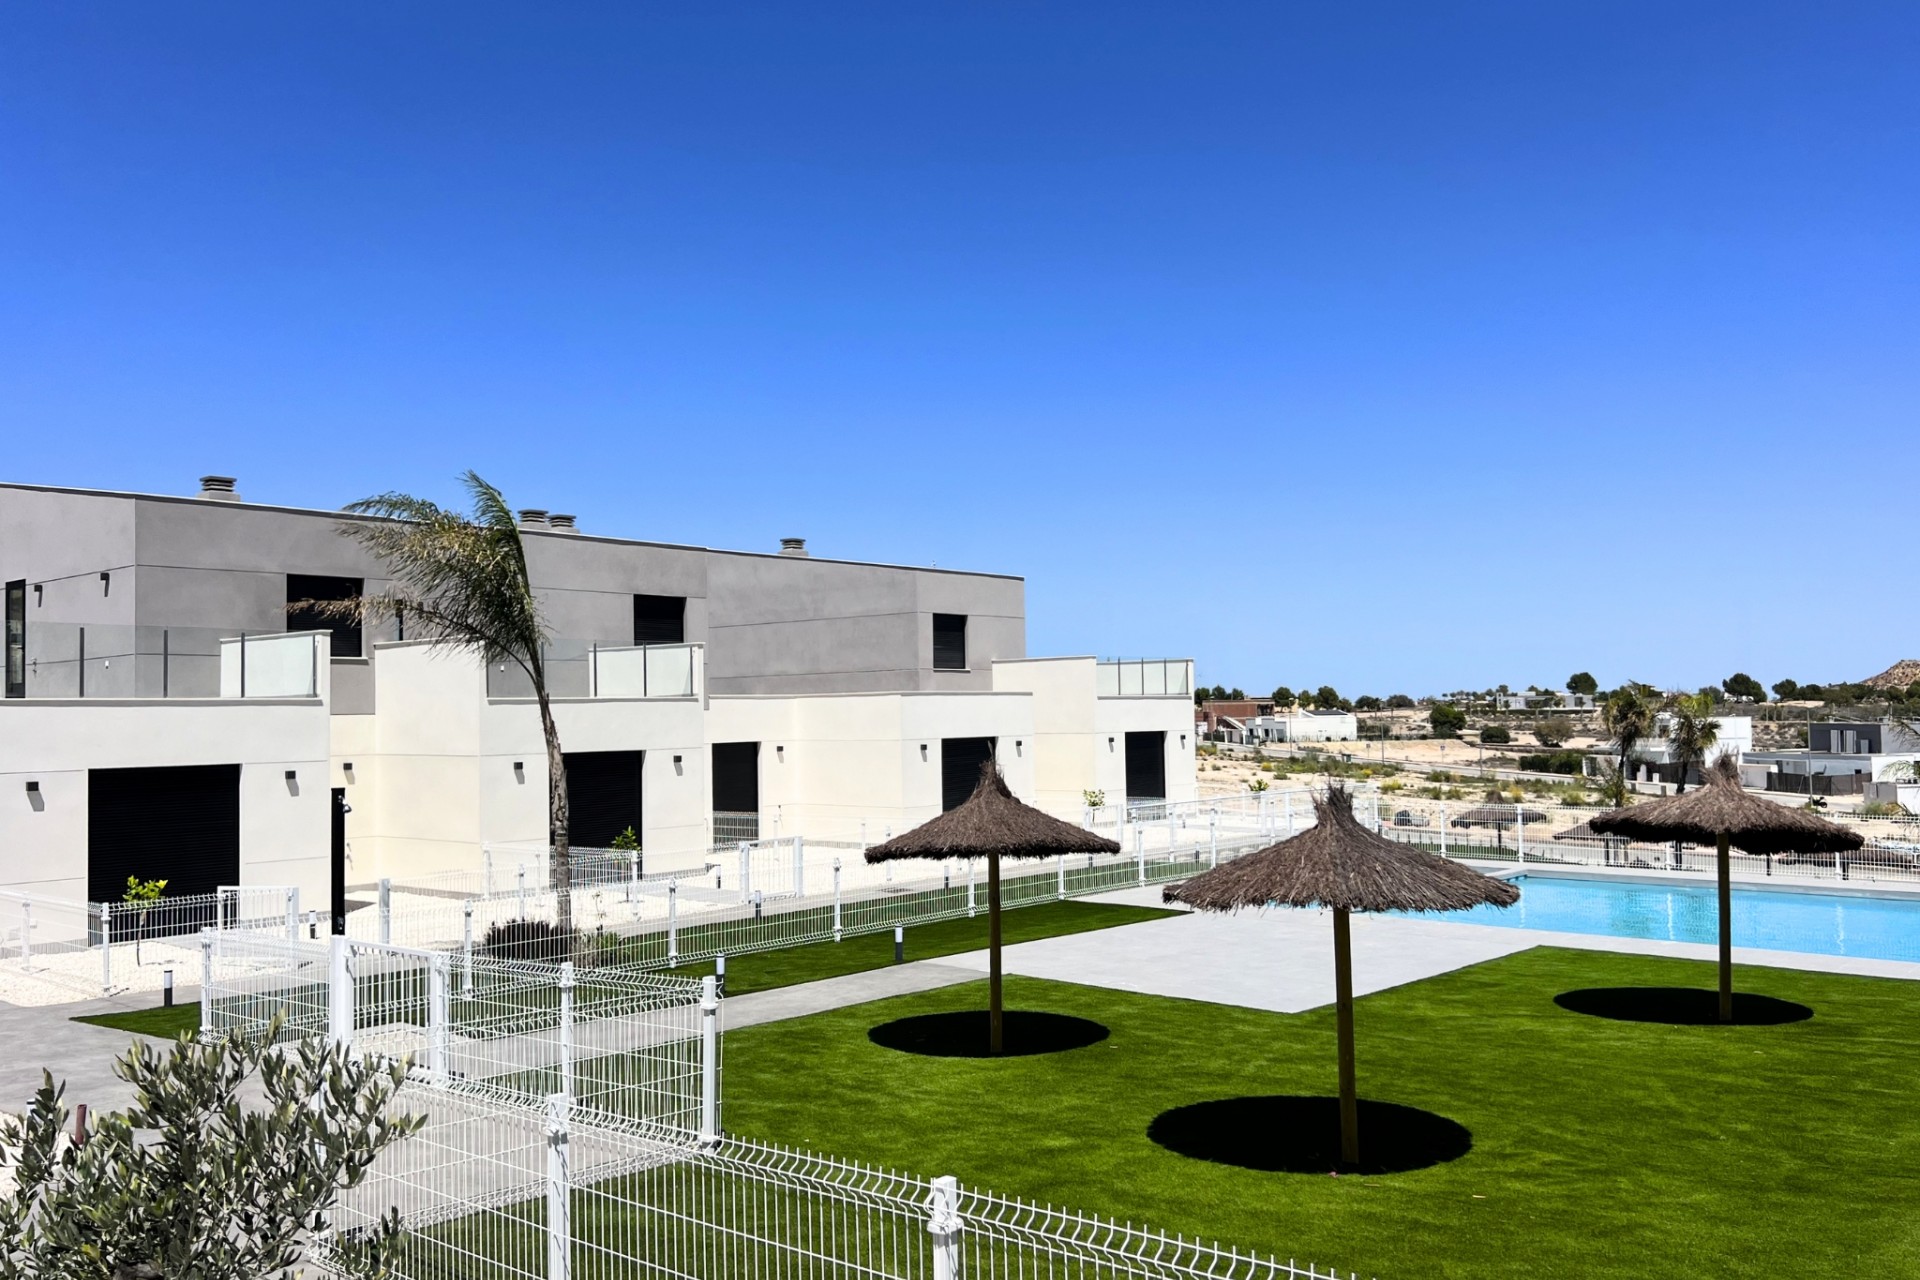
941,737 -> 997,811
330,787 -> 349,935
1124,732 -> 1167,805
711,742 -> 761,843
563,750 -> 644,850
88,764 -> 241,939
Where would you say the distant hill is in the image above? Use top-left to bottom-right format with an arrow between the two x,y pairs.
1862,659 -> 1920,691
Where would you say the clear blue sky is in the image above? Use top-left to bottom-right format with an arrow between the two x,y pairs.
4,3 -> 1915,698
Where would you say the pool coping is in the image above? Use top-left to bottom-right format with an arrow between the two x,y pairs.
1464,859 -> 1920,902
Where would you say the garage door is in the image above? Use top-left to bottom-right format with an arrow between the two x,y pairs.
564,750 -> 644,849
941,737 -> 997,811
88,764 -> 241,936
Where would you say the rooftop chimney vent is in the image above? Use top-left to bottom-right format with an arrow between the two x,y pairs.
548,514 -> 578,534
517,509 -> 550,531
779,537 -> 808,558
196,475 -> 242,502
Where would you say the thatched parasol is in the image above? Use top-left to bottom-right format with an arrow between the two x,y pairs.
1590,762 -> 1862,1022
1165,785 -> 1518,1166
1450,804 -> 1549,828
866,760 -> 1119,1054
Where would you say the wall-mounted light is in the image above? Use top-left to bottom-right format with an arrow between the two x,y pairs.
342,762 -> 354,778
1015,739 -> 1024,755
32,584 -> 42,605
1180,734 -> 1187,748
284,770 -> 297,781
1108,736 -> 1116,750
775,745 -> 784,760
673,755 -> 683,765
24,781 -> 39,794
513,761 -> 526,782
920,744 -> 929,761
99,571 -> 111,595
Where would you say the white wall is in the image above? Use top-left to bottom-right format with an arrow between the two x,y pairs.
0,697 -> 332,902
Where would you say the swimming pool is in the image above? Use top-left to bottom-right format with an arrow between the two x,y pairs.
1429,875 -> 1920,963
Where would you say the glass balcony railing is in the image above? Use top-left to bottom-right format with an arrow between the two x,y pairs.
1096,658 -> 1193,697
5,623 -> 321,699
485,641 -> 702,700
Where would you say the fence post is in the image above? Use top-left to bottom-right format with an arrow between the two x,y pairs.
199,931 -> 214,1039
1516,806 -> 1526,865
1135,826 -> 1146,886
1285,791 -> 1295,837
518,863 -> 528,917
1208,805 -> 1219,868
19,896 -> 30,969
1056,854 -> 1066,900
558,961 -> 575,1100
698,974 -> 720,1144
377,879 -> 392,945
98,902 -> 111,994
286,887 -> 299,941
667,879 -> 679,964
738,842 -> 752,904
832,859 -> 843,941
966,861 -> 977,917
1440,804 -> 1449,857
792,834 -> 806,898
545,1092 -> 572,1280
428,953 -> 451,1084
627,851 -> 640,904
484,842 -> 494,899
928,1173 -> 962,1280
327,935 -> 352,1047
461,902 -> 475,999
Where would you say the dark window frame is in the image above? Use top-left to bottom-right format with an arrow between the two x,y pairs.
633,594 -> 686,646
932,613 -> 968,671
286,574 -> 364,659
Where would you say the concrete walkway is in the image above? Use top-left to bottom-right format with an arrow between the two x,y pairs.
0,991 -> 192,1115
724,960 -> 980,1030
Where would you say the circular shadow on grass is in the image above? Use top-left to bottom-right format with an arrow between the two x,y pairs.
868,1010 -> 1110,1058
1554,987 -> 1812,1026
1148,1096 -> 1472,1175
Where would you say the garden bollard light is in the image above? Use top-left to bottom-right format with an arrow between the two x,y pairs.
894,926 -> 905,965
715,954 -> 726,996
162,967 -> 174,1007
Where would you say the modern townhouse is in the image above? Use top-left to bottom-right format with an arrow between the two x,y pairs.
0,477 -> 1196,914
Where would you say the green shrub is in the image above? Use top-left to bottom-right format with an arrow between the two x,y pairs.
483,918 -> 576,962
1480,725 -> 1512,745
1518,750 -> 1586,775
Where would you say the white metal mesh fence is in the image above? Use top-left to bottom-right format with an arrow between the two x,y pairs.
318,1085 -> 1367,1280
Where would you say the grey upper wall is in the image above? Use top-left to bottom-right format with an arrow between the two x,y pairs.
0,480 -> 1025,698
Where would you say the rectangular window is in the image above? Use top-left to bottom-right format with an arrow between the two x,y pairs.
633,594 -> 686,646
286,575 -> 364,658
4,579 -> 23,698
932,614 -> 967,671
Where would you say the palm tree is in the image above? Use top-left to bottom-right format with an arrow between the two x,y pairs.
1665,691 -> 1721,794
1601,683 -> 1655,801
326,473 -> 574,941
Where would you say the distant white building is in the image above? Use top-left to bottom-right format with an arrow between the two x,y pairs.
1243,709 -> 1358,744
1584,715 -> 1752,788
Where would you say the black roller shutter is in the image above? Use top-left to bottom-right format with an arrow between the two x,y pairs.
633,595 -> 686,646
711,742 -> 760,814
932,614 -> 967,671
89,764 -> 240,937
941,737 -> 997,811
1125,732 -> 1167,803
564,750 -> 644,848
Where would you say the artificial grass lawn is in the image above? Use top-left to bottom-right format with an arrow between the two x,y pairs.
72,1001 -> 201,1039
720,948 -> 1920,1280
660,899 -> 1178,996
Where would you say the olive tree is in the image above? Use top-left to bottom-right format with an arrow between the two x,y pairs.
0,1023 -> 422,1280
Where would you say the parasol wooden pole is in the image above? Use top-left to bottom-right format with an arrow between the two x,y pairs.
1716,833 -> 1733,1023
1332,906 -> 1359,1165
989,851 -> 1004,1055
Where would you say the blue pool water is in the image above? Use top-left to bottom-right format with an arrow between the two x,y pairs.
1427,876 -> 1920,963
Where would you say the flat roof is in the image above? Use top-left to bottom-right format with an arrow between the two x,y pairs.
0,479 -> 1021,581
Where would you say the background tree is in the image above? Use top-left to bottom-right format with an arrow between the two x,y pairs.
1601,683 -> 1656,800
1353,694 -> 1383,711
1386,693 -> 1415,709
1315,685 -> 1351,711
1771,678 -> 1800,701
1567,672 -> 1599,696
1665,691 -> 1721,793
1532,716 -> 1574,747
328,472 -> 578,941
0,1022 -> 421,1279
1226,686 -> 1246,700
1429,703 -> 1466,738
1270,685 -> 1295,706
122,875 -> 166,967
1722,672 -> 1765,702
